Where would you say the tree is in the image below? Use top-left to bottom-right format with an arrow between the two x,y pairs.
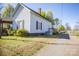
1,4 -> 14,17
41,11 -> 45,17
50,19 -> 55,25
57,25 -> 65,32
45,9 -> 53,20
53,18 -> 60,27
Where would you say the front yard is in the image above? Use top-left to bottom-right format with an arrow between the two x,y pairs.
0,36 -> 45,56
1,35 -> 79,56
0,36 -> 76,56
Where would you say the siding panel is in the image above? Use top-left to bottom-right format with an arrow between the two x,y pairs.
30,11 -> 52,33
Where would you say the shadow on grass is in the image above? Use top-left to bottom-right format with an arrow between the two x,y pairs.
2,34 -> 59,39
1,33 -> 70,39
23,35 -> 59,38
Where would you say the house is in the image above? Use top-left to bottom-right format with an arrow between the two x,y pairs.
0,13 -> 12,29
2,17 -> 12,29
2,17 -> 12,35
0,17 -> 13,35
12,3 -> 53,35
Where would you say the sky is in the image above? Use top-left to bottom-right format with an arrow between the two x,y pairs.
0,3 -> 79,28
62,3 -> 79,28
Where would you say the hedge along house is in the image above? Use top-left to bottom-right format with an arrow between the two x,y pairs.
12,3 -> 53,35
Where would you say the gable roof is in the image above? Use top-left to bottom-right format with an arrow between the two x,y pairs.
13,3 -> 52,23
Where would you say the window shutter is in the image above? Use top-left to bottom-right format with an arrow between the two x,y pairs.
41,22 -> 42,30
36,21 -> 38,30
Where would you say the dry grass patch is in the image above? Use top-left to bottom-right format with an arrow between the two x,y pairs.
0,37 -> 44,56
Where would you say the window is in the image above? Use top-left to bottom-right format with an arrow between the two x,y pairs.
40,22 -> 42,30
36,21 -> 38,30
36,21 -> 42,30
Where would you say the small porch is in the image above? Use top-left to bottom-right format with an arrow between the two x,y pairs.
1,17 -> 13,35
2,20 -> 12,29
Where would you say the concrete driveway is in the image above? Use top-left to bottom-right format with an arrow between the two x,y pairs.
34,36 -> 79,56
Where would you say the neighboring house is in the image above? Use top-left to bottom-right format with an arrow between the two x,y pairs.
2,17 -> 12,29
0,17 -> 13,35
0,13 -> 12,29
13,3 -> 53,35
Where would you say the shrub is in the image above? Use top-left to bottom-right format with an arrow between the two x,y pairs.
52,29 -> 59,35
7,29 -> 17,36
11,30 -> 17,36
53,31 -> 59,35
15,29 -> 28,37
57,25 -> 65,32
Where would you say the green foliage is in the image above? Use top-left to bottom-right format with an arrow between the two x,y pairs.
45,10 -> 53,20
57,25 -> 65,32
6,25 -> 15,36
15,29 -> 29,37
50,18 -> 59,25
1,4 -> 14,17
52,28 -> 59,35
54,18 -> 59,25
7,29 -> 17,36
38,8 -> 60,26
41,11 -> 45,17
50,19 -> 55,25
6,28 -> 29,37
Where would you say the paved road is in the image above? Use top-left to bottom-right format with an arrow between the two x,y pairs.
34,36 -> 79,56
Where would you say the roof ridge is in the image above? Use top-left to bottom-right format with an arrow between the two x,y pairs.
13,3 -> 52,23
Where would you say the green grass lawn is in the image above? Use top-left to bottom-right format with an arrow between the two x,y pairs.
0,36 -> 44,56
